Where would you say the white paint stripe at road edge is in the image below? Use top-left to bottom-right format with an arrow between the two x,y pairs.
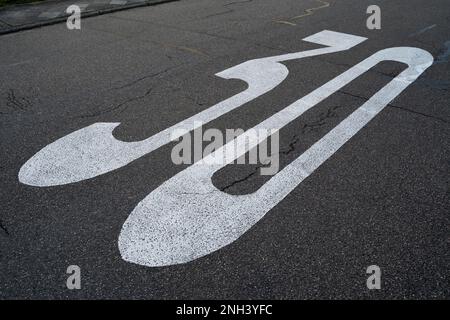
18,30 -> 366,187
38,12 -> 62,19
110,0 -> 128,5
118,47 -> 433,267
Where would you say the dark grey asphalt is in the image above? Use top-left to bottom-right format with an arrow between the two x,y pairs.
0,0 -> 449,299
0,0 -> 177,34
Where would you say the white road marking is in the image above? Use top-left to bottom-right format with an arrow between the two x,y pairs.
18,30 -> 366,186
118,47 -> 433,267
17,30 -> 433,268
409,24 -> 437,37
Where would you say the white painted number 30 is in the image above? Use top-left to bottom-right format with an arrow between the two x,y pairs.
19,30 -> 433,267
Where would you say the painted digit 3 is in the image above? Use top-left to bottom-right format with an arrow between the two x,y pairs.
19,30 -> 366,187
19,31 -> 433,267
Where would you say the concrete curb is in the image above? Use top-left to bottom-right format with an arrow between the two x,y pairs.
0,0 -> 179,35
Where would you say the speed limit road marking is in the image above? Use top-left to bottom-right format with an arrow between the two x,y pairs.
18,30 -> 433,267
19,30 -> 366,187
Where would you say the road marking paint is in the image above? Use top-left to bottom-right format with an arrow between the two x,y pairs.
409,24 -> 437,37
291,0 -> 330,20
172,45 -> 209,57
118,47 -> 433,267
19,30 -> 366,186
273,20 -> 297,26
0,59 -> 35,69
273,0 -> 330,26
38,11 -> 62,19
17,30 -> 433,267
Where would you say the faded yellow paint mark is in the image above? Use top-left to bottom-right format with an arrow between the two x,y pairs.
292,0 -> 330,20
273,20 -> 297,26
273,0 -> 331,26
153,40 -> 209,57
176,46 -> 209,57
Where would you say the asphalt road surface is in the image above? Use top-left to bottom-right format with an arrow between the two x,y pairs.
1,0 -> 449,299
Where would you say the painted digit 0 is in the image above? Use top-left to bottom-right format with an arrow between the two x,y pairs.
118,47 -> 433,267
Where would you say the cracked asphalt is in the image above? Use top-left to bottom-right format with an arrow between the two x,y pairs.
0,0 -> 449,299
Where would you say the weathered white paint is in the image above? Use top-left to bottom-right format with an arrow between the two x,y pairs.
19,30 -> 366,187
118,47 -> 433,267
